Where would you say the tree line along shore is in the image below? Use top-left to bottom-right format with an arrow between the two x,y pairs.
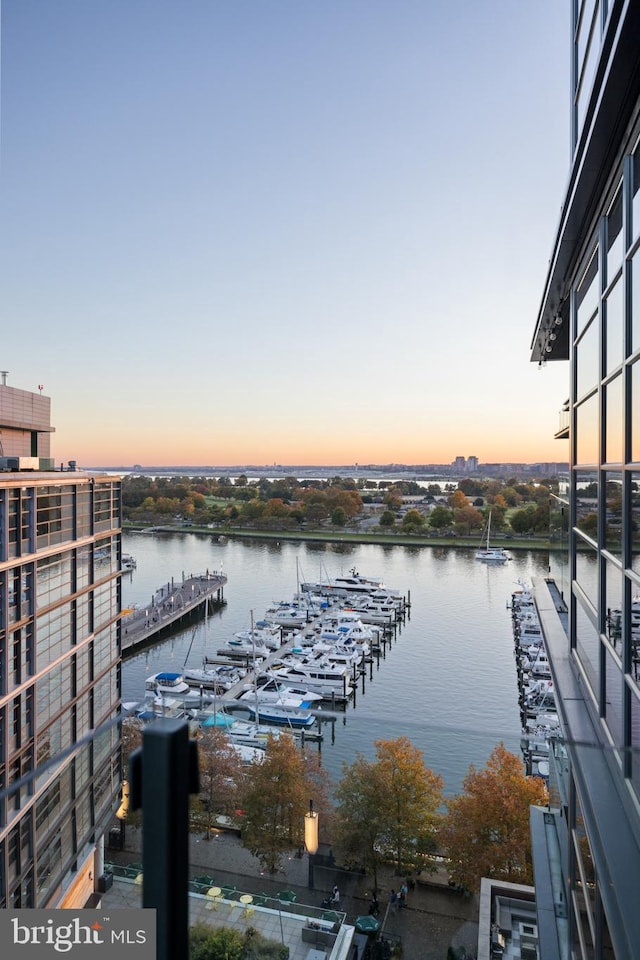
121,473 -> 563,551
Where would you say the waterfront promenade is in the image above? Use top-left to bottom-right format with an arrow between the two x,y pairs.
104,827 -> 480,960
121,571 -> 226,655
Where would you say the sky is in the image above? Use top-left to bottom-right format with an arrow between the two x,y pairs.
1,1 -> 571,468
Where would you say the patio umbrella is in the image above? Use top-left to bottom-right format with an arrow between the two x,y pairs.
355,915 -> 380,935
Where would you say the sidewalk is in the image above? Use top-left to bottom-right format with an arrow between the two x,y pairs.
108,827 -> 479,959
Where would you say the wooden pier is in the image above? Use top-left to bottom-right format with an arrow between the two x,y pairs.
121,571 -> 227,656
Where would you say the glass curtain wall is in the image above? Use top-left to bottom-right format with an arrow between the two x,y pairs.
0,476 -> 121,907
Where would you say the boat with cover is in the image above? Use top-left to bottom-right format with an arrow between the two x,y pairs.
242,696 -> 317,727
145,671 -> 191,696
475,512 -> 510,564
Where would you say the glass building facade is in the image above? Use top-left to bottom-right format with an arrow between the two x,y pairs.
0,473 -> 122,908
531,3 -> 640,957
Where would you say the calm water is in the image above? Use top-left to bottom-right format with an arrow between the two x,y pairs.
120,532 -> 550,796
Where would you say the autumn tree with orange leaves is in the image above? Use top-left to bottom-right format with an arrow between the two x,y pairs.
333,736 -> 443,891
191,726 -> 248,838
441,743 -> 548,890
239,734 -> 331,874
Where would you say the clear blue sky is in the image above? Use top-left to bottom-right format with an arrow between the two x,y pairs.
1,1 -> 570,467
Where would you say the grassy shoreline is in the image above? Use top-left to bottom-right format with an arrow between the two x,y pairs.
123,521 -> 552,553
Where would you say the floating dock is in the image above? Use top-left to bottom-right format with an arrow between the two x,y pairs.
121,571 -> 227,656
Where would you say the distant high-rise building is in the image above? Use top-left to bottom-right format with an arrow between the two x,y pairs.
453,456 -> 466,472
467,456 -> 479,472
0,379 -> 122,907
529,4 -> 640,956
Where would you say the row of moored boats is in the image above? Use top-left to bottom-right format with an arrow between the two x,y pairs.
511,582 -> 558,781
136,568 -> 407,756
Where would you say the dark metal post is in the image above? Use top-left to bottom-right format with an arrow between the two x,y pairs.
129,718 -> 199,960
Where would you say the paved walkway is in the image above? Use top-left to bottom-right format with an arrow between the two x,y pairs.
105,828 -> 479,959
121,572 -> 226,655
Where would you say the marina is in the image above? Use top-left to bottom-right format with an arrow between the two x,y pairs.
510,580 -> 564,781
120,532 -> 553,793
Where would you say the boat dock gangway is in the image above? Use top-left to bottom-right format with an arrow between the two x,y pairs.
121,571 -> 227,655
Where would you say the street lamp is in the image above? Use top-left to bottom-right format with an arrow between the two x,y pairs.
304,799 -> 319,889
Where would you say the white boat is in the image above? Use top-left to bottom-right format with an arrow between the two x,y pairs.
183,663 -> 246,690
198,711 -> 284,747
238,676 -> 323,706
476,512 -> 510,564
300,566 -> 399,598
343,601 -> 396,625
233,620 -> 282,651
145,671 -> 191,696
242,697 -> 317,728
266,660 -> 353,697
263,602 -> 317,629
121,553 -> 137,571
217,634 -> 268,659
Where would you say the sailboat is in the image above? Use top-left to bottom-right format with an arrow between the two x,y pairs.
475,511 -> 510,564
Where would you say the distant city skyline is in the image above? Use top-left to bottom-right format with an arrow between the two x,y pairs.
1,2 -> 569,466
83,458 -> 568,475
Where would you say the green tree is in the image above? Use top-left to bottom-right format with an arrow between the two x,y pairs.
239,735 -> 322,874
379,511 -> 396,528
401,509 -> 425,532
441,744 -> 548,890
189,923 -> 245,960
429,506 -> 453,532
331,506 -> 347,526
333,736 -> 443,890
510,506 -> 536,534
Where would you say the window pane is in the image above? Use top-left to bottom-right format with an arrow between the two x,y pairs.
576,25 -> 599,134
631,689 -> 640,803
633,361 -> 640,463
576,472 -> 598,536
576,253 -> 599,336
576,0 -> 597,79
576,395 -> 599,465
575,599 -> 600,698
632,252 -> 640,356
604,647 -> 624,748
606,191 -> 623,282
633,145 -> 640,245
605,277 -> 623,373
632,472 -> 640,576
605,374 -> 623,464
576,545 -> 598,606
604,556 -> 623,645
576,318 -> 600,399
604,472 -> 623,557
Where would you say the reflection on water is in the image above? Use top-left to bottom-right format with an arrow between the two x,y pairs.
122,532 -> 550,795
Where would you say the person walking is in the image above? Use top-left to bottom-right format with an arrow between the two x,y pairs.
399,879 -> 408,909
331,884 -> 340,907
389,889 -> 398,914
